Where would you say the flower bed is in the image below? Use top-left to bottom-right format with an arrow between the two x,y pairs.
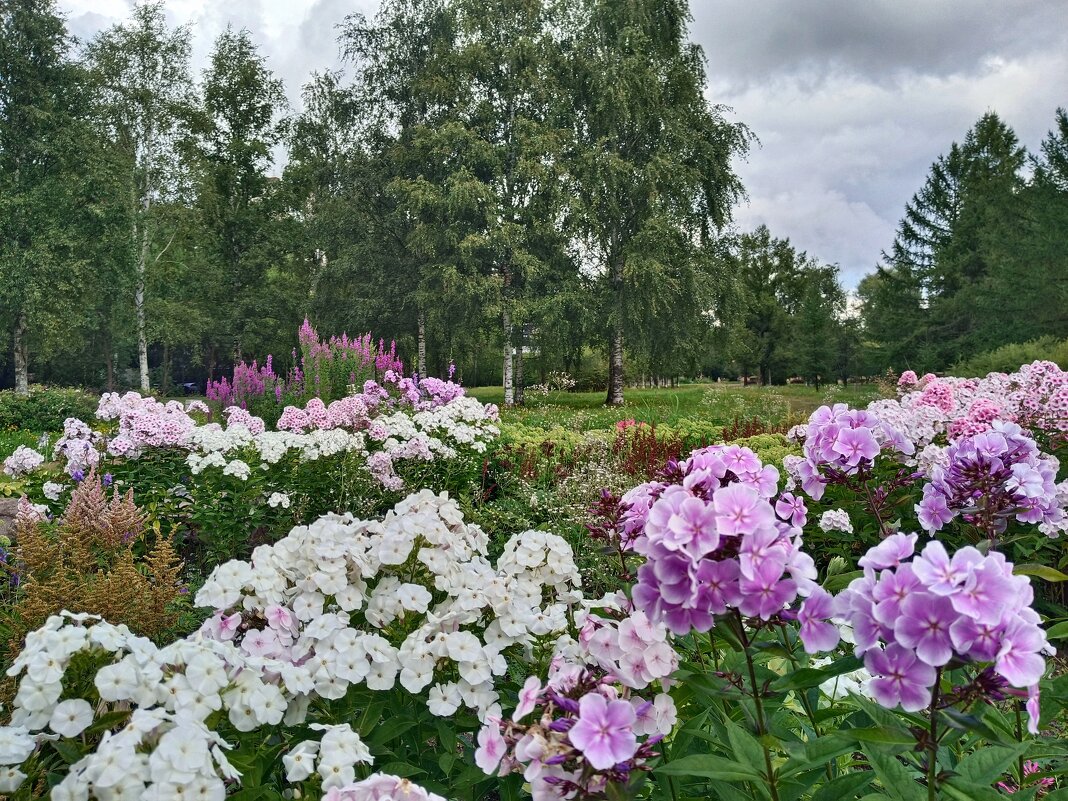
1,361 -> 1066,800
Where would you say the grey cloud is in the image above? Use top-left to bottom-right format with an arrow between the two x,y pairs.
690,0 -> 1068,89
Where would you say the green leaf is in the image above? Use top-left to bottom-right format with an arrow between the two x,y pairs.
51,740 -> 83,765
861,747 -> 926,801
824,570 -> 864,592
780,732 -> 860,779
849,727 -> 917,746
724,718 -> 768,776
366,717 -> 420,747
378,761 -> 427,778
655,753 -> 764,782
1044,620 -> 1068,639
771,655 -> 862,692
1013,563 -> 1068,582
953,742 -> 1030,785
811,771 -> 876,801
941,777 -> 1007,801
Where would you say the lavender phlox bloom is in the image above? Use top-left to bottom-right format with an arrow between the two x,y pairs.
864,643 -> 936,712
568,694 -> 638,770
824,535 -> 1053,730
857,532 -> 917,571
797,589 -> 840,653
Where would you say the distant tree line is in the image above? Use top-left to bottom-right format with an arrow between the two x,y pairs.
1,1 -> 1065,405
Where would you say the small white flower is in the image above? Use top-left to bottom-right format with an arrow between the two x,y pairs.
267,492 -> 291,509
49,699 -> 94,738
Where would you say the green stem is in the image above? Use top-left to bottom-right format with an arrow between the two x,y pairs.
1015,703 -> 1026,787
776,627 -> 833,782
928,669 -> 942,801
737,612 -> 780,801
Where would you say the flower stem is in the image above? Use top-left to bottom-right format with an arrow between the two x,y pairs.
928,669 -> 942,801
1015,703 -> 1026,787
737,612 -> 780,801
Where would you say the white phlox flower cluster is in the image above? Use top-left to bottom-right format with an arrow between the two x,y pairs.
194,490 -> 582,723
2,445 -> 45,478
2,493 -> 566,798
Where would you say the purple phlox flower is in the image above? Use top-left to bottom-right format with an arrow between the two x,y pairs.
832,426 -> 880,466
713,483 -> 775,536
894,592 -> 957,666
995,618 -> 1048,687
864,643 -> 936,712
568,693 -> 639,770
916,486 -> 957,533
1006,463 -> 1045,498
475,722 -> 507,774
858,532 -> 918,571
694,558 -> 740,615
798,588 -> 840,653
664,495 -> 720,557
871,563 -> 922,627
738,525 -> 787,581
774,492 -> 807,527
738,558 -> 797,620
912,541 -> 983,596
948,562 -> 1018,624
1026,685 -> 1041,735
948,616 -> 1001,662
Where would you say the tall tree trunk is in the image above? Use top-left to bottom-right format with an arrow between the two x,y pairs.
136,192 -> 151,393
503,307 -> 514,407
606,254 -> 625,406
417,310 -> 427,378
514,323 -> 525,406
13,309 -> 29,397
106,349 -> 115,392
502,263 -> 514,406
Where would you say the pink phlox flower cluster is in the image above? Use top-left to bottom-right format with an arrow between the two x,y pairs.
619,444 -> 817,634
947,397 -> 1005,439
897,370 -> 919,388
884,361 -> 1068,444
322,774 -> 446,801
275,396 -> 371,434
3,445 -> 44,478
916,380 -> 955,413
223,406 -> 266,436
97,394 -> 196,459
578,608 -> 678,690
795,404 -> 915,500
916,421 -> 1066,538
804,534 -> 1053,731
475,664 -> 670,799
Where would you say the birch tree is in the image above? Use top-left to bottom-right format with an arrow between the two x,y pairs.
85,1 -> 195,392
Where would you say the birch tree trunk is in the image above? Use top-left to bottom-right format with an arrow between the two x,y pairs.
502,262 -> 514,406
514,323 -> 525,406
13,309 -> 29,396
606,254 -> 625,406
503,306 -> 514,407
417,310 -> 427,378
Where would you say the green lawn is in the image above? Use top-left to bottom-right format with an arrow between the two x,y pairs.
467,381 -> 885,431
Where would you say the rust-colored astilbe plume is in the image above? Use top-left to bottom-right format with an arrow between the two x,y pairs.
7,471 -> 185,657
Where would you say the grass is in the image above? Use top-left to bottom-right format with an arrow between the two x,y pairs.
468,381 -> 885,431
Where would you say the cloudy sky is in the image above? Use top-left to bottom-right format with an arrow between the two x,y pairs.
59,0 -> 1068,287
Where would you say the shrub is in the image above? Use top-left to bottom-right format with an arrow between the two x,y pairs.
0,385 -> 98,433
954,336 -> 1068,375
